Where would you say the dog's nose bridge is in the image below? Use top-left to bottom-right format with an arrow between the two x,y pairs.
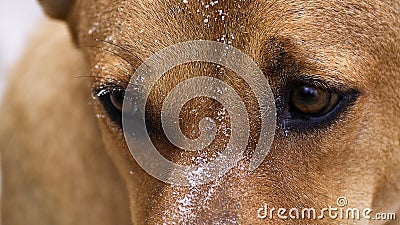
151,181 -> 242,224
124,41 -> 276,186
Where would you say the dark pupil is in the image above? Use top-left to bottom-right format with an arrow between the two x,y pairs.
298,86 -> 320,105
110,90 -> 124,111
291,85 -> 330,114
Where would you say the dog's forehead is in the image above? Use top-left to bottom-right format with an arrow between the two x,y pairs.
80,0 -> 396,44
80,0 -> 397,87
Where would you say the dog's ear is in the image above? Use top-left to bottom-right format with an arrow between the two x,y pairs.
38,0 -> 75,20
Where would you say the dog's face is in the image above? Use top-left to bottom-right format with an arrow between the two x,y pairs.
43,0 -> 399,224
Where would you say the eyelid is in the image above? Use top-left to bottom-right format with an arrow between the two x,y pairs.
93,85 -> 125,98
299,78 -> 361,103
293,75 -> 357,94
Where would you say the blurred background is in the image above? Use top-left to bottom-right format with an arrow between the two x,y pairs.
0,2 -> 42,219
0,1 -> 43,101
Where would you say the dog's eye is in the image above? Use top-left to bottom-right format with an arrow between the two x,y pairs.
110,90 -> 124,111
290,84 -> 339,115
283,82 -> 358,131
97,87 -> 125,126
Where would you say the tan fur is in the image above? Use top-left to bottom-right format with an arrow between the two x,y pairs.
0,20 -> 130,225
1,0 -> 400,224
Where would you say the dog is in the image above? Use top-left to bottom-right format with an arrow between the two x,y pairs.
1,0 -> 399,224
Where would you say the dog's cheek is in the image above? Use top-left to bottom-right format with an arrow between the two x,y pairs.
92,108 -> 164,223
92,104 -> 131,175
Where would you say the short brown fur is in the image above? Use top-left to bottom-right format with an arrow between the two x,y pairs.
1,0 -> 399,224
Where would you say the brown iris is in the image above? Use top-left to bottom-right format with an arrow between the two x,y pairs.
290,84 -> 339,115
110,89 -> 124,112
